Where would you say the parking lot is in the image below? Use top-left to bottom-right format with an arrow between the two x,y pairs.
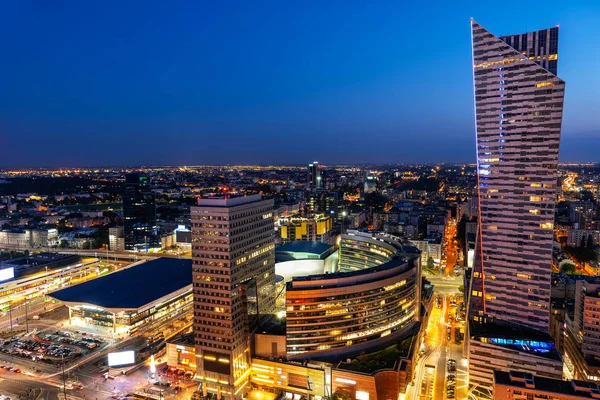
0,330 -> 106,368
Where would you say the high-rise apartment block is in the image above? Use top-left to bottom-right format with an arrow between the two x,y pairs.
467,19 -> 566,390
307,161 -> 323,189
123,173 -> 158,251
191,195 -> 275,399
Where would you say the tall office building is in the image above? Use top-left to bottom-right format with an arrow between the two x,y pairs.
191,195 -> 275,400
123,173 -> 158,251
308,161 -> 322,189
467,20 -> 566,391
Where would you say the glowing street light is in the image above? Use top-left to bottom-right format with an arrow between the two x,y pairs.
150,354 -> 156,375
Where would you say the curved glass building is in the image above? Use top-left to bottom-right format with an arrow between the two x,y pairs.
285,231 -> 421,360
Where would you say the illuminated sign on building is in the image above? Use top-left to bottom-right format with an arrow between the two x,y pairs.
0,268 -> 15,282
108,350 -> 135,367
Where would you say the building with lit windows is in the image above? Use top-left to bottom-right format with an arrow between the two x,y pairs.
562,280 -> 600,382
568,229 -> 600,247
308,162 -> 323,190
467,19 -> 565,393
191,195 -> 276,400
339,230 -> 421,272
305,190 -> 342,217
285,258 -> 420,361
49,257 -> 193,335
493,371 -> 600,400
410,236 -> 443,266
166,333 -> 196,372
277,214 -> 334,244
123,173 -> 159,251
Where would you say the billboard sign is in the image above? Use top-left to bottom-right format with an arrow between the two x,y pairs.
108,350 -> 135,367
0,268 -> 15,282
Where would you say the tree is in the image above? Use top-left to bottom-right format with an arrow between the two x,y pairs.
59,240 -> 69,249
427,257 -> 435,270
458,284 -> 465,293
559,260 -> 576,274
82,240 -> 91,250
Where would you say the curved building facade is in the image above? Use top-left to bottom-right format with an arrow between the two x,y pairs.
285,258 -> 420,360
339,230 -> 421,272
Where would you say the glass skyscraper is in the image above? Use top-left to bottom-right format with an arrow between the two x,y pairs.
467,19 -> 566,391
123,173 -> 158,251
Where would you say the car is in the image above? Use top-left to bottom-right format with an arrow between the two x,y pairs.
13,369 -> 21,373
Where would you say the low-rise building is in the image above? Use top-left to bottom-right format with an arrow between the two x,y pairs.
0,227 -> 58,249
467,321 -> 563,391
493,370 -> 600,400
278,214 -> 334,244
568,229 -> 600,247
166,332 -> 196,371
109,226 -> 125,251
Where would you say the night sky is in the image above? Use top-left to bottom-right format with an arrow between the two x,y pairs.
1,1 -> 598,168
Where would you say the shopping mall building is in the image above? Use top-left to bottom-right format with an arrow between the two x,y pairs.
49,257 -> 192,335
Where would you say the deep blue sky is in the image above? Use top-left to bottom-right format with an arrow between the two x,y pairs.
1,1 -> 598,168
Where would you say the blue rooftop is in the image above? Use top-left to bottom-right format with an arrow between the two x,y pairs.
50,257 -> 192,310
276,241 -> 334,258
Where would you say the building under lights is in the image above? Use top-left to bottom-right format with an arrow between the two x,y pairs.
0,253 -> 84,310
123,173 -> 159,251
277,214 -> 334,244
339,230 -> 421,272
308,162 -> 323,190
191,195 -> 276,400
49,257 -> 192,335
285,258 -> 420,361
493,370 -> 600,400
467,19 -> 566,392
188,193 -> 424,400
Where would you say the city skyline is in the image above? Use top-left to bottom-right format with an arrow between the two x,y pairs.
1,1 -> 599,168
0,4 -> 599,400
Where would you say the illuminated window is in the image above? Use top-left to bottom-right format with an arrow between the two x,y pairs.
529,209 -> 540,215
535,82 -> 554,88
530,196 -> 542,202
540,223 -> 554,229
356,392 -> 369,400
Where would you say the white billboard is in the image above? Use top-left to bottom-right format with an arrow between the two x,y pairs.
108,350 -> 135,367
0,268 -> 15,282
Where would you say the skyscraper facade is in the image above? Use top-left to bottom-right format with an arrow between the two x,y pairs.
308,161 -> 322,189
468,20 -> 565,331
467,19 -> 566,391
123,173 -> 158,251
191,195 -> 275,399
